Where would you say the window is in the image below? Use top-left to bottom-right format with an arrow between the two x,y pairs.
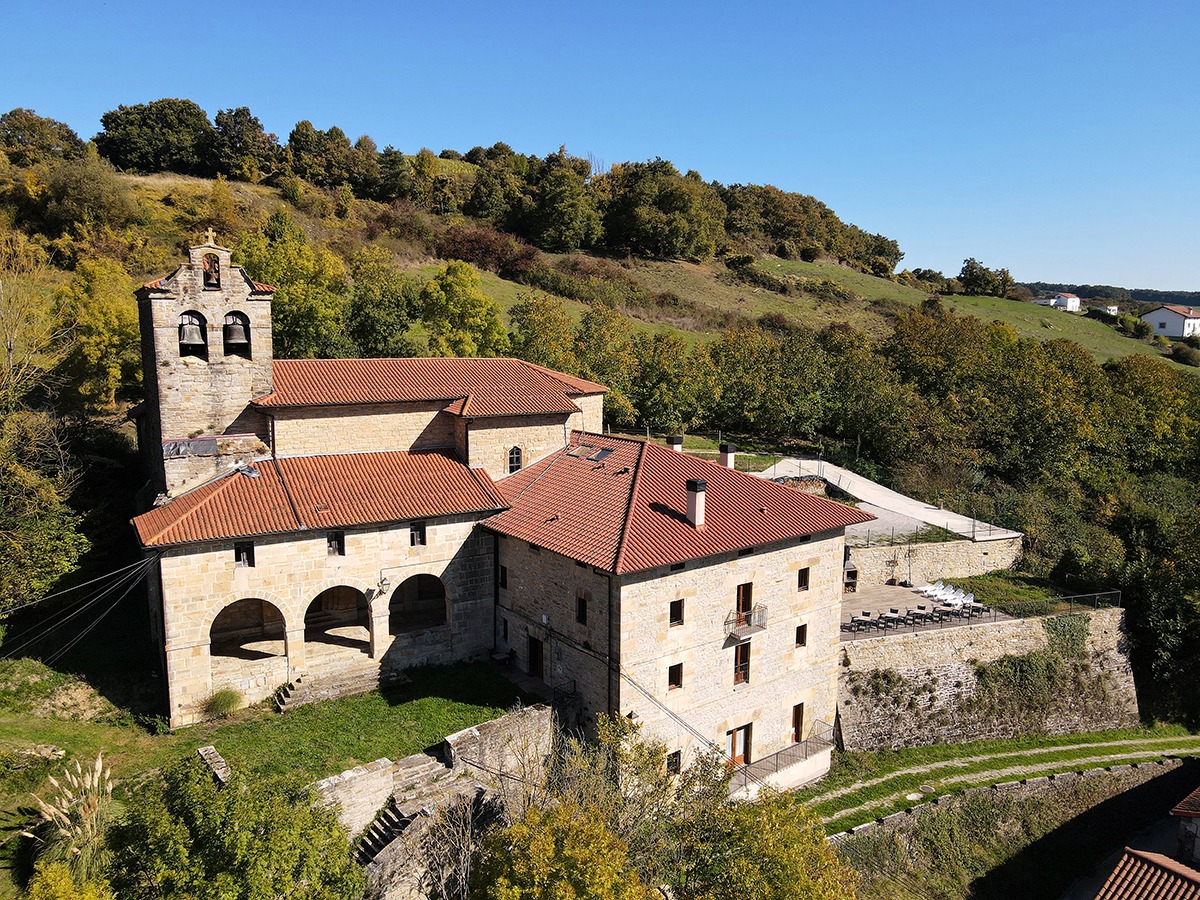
666,750 -> 682,774
797,567 -> 810,591
178,311 -> 207,360
668,663 -> 683,690
1159,322 -> 1167,329
670,562 -> 685,572
508,446 -> 523,474
498,565 -> 508,589
223,311 -> 251,358
234,542 -> 255,568
726,723 -> 752,766
576,593 -> 588,626
576,560 -> 587,568
734,642 -> 750,684
737,546 -> 756,558
327,531 -> 345,557
410,521 -> 427,546
501,618 -> 508,641
735,582 -> 753,626
669,599 -> 685,627
792,703 -> 805,744
795,624 -> 808,647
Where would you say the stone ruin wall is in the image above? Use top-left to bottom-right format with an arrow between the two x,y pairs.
836,607 -> 1139,750
848,535 -> 1023,587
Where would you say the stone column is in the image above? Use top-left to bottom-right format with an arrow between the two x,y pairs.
370,613 -> 390,659
285,628 -> 306,677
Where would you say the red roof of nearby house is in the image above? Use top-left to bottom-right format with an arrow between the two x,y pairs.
1173,784 -> 1200,818
1157,305 -> 1200,318
1056,292 -> 1080,298
133,450 -> 506,547
1094,849 -> 1200,899
485,433 -> 874,574
252,358 -> 607,417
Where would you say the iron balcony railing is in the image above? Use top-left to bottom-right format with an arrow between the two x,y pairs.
725,604 -> 767,639
729,722 -> 835,794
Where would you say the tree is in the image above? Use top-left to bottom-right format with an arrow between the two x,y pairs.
470,803 -> 651,900
529,159 -> 601,252
108,756 -> 365,900
235,211 -> 350,359
208,107 -> 278,182
674,794 -> 858,900
94,99 -> 214,175
420,261 -> 509,358
597,160 -> 726,259
376,147 -> 414,202
957,258 -> 1001,297
25,152 -> 140,236
508,291 -> 578,372
24,861 -> 114,900
575,300 -> 636,425
0,108 -> 86,167
55,258 -> 139,407
346,245 -> 417,357
627,333 -> 714,434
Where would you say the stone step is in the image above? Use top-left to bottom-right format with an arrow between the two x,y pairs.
275,667 -> 410,712
355,799 -> 418,866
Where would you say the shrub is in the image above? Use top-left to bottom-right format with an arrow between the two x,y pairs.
205,688 -> 243,718
1169,343 -> 1200,366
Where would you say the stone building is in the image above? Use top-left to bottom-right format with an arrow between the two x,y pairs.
133,240 -> 873,789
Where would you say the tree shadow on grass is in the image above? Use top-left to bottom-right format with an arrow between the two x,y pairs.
377,662 -> 541,710
968,757 -> 1200,900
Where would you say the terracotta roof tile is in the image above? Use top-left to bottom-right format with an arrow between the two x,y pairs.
1095,849 -> 1200,899
250,280 -> 276,293
486,434 -> 874,573
133,450 -> 505,547
1159,305 -> 1200,318
1173,783 -> 1200,818
252,358 -> 606,417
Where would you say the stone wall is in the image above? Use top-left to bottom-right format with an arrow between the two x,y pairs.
467,413 -> 576,480
156,511 -> 494,726
270,401 -> 456,459
847,535 -> 1022,586
618,531 -> 846,772
310,704 -> 554,836
836,607 -> 1139,750
1180,814 -> 1199,867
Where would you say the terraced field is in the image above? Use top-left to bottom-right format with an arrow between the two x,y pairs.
793,728 -> 1200,834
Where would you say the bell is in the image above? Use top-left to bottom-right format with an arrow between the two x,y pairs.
224,322 -> 249,346
179,323 -> 204,345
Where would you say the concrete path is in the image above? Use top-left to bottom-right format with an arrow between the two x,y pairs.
757,458 -> 1022,543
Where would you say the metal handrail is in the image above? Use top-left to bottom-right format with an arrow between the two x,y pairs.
729,722 -> 835,793
725,604 -> 768,638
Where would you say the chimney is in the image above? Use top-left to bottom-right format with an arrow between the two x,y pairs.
667,435 -> 684,452
686,479 -> 706,529
719,443 -> 737,468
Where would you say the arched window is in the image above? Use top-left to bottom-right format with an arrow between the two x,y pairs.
508,446 -> 523,474
223,311 -> 251,358
178,311 -> 207,360
202,253 -> 221,289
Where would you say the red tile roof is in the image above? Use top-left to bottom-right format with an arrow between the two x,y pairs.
1095,849 -> 1200,899
252,358 -> 607,417
133,450 -> 506,547
1173,784 -> 1200,818
1159,305 -> 1200,318
486,434 -> 874,573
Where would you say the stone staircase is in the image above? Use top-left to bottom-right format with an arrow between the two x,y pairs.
274,665 -> 410,712
354,753 -> 457,868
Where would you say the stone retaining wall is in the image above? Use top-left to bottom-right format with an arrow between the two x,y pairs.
847,535 -> 1022,586
836,607 -> 1139,750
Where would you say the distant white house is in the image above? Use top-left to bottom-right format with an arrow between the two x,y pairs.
1104,305 -> 1120,316
1140,305 -> 1200,339
1033,292 -> 1081,312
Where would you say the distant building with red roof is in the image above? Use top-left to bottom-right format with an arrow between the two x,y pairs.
131,241 -> 871,785
1140,305 -> 1200,340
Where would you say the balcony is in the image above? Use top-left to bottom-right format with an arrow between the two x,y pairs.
729,721 -> 835,797
725,604 -> 767,639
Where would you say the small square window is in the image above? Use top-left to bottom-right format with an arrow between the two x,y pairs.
528,543 -> 540,554
669,599 -> 684,627
798,567 -> 810,591
498,565 -> 508,589
737,546 -> 755,558
576,560 -> 587,568
234,542 -> 255,568
666,750 -> 682,774
410,521 -> 427,546
576,593 -> 588,626
668,663 -> 683,690
327,530 -> 345,557
796,624 -> 808,647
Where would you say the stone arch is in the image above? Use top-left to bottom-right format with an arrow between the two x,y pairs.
209,597 -> 286,660
304,585 -> 370,654
178,310 -> 208,360
389,574 -> 447,634
201,590 -> 295,638
202,252 -> 221,289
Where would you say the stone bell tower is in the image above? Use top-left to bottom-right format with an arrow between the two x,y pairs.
134,231 -> 275,498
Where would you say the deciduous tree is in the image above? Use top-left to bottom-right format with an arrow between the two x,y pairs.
420,261 -> 509,358
94,99 -> 214,175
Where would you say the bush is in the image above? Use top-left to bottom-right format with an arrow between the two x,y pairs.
1169,343 -> 1200,366
205,688 -> 243,718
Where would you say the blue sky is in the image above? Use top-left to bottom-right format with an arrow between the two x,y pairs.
5,0 -> 1198,289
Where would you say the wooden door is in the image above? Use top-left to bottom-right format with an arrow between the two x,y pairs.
528,635 -> 544,680
726,723 -> 752,766
792,703 -> 805,744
